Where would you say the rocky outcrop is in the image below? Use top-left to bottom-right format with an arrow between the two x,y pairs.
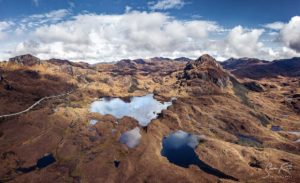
243,81 -> 264,92
181,54 -> 230,88
284,94 -> 300,114
9,54 -> 41,66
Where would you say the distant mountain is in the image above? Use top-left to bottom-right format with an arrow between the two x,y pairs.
149,57 -> 172,62
221,57 -> 300,79
174,57 -> 193,62
221,58 -> 269,70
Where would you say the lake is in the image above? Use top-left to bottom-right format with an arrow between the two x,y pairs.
90,94 -> 173,126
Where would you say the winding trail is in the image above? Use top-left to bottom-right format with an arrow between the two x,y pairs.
0,90 -> 74,118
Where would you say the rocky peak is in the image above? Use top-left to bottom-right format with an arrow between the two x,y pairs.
181,54 -> 230,88
9,54 -> 41,66
194,54 -> 221,68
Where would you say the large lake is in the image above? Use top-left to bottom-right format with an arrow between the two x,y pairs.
90,94 -> 173,126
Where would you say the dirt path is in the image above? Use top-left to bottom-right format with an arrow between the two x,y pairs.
0,90 -> 74,118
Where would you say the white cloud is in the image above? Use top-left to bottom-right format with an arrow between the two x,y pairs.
23,9 -> 70,24
280,16 -> 300,52
225,26 -> 266,57
202,26 -> 275,60
264,22 -> 285,30
12,11 -> 219,63
1,9 -> 300,63
149,0 -> 185,10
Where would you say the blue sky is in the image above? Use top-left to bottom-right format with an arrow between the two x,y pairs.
0,0 -> 299,62
1,0 -> 299,27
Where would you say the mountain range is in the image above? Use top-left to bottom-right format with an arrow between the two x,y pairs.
0,54 -> 299,183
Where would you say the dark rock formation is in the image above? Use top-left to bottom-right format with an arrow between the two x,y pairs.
284,95 -> 300,114
9,54 -> 41,66
243,81 -> 264,92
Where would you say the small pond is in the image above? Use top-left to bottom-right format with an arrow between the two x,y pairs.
16,153 -> 56,173
271,125 -> 282,131
90,94 -> 173,126
161,130 -> 238,181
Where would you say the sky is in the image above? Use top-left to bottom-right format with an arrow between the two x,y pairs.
0,0 -> 300,63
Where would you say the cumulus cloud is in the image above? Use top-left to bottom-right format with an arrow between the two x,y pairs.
149,0 -> 185,10
203,26 -> 276,59
264,22 -> 285,30
225,26 -> 266,57
1,9 -> 300,62
280,16 -> 300,52
13,11 -> 219,62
